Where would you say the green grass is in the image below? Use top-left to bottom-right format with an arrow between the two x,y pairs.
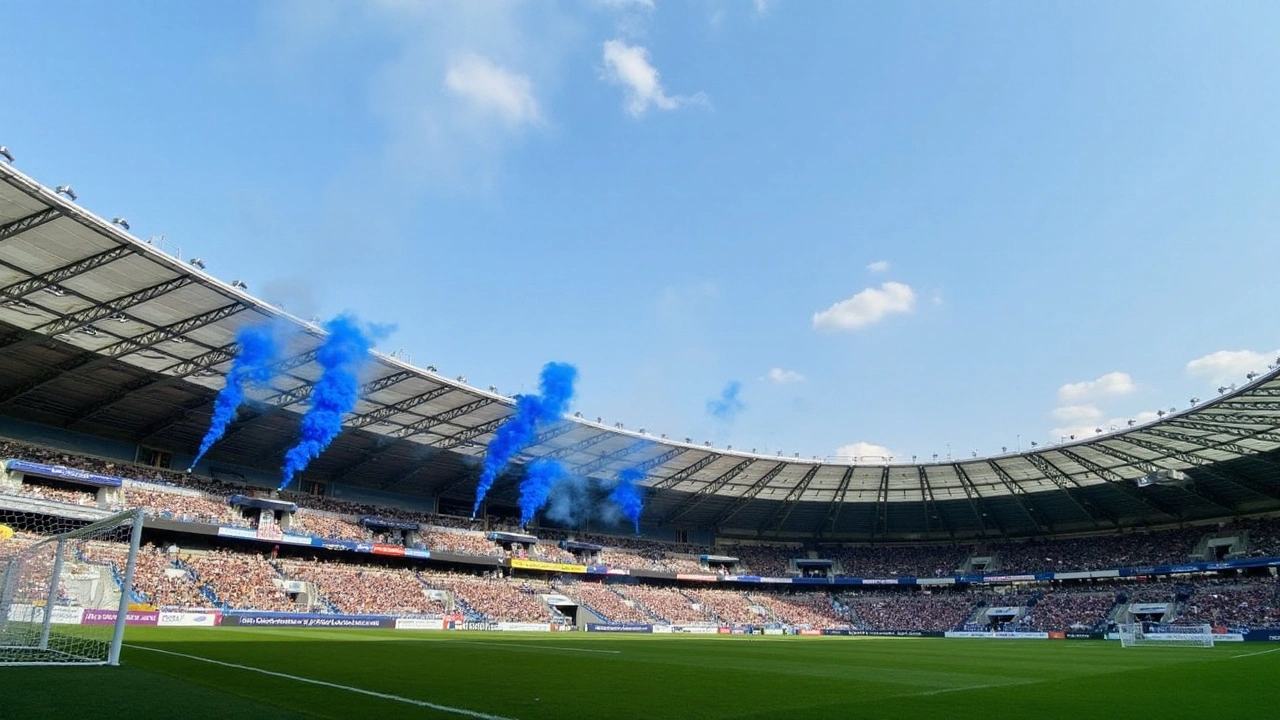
4,628 -> 1279,719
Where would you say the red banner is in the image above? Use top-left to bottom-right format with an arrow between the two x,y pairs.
372,543 -> 406,556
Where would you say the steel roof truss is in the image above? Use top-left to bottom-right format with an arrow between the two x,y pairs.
0,207 -> 62,242
1022,453 -> 1114,528
652,453 -> 722,491
952,464 -> 1005,537
985,460 -> 1050,532
709,462 -> 787,527
661,458 -> 755,524
1056,448 -> 1182,520
0,245 -> 133,299
346,386 -> 453,430
822,466 -> 857,535
759,464 -> 821,534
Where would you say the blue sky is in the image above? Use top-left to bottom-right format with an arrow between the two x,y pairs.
4,1 -> 1280,464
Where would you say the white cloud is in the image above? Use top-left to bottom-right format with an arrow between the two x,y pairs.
812,281 -> 915,331
1056,371 -> 1136,404
766,367 -> 805,384
866,260 -> 890,273
1050,410 -> 1161,444
1051,404 -> 1103,423
834,442 -> 896,462
754,0 -> 771,14
601,39 -> 707,117
1186,349 -> 1279,386
444,55 -> 542,128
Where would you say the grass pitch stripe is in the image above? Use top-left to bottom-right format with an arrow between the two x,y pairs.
127,645 -> 518,720
1231,647 -> 1280,659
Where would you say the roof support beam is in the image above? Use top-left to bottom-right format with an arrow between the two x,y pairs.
575,442 -> 671,478
1023,453 -> 1118,527
759,464 -> 821,534
1094,440 -> 1238,513
871,466 -> 891,539
393,397 -> 496,442
0,207 -> 62,242
0,245 -> 132,300
918,465 -> 953,538
709,462 -> 787,527
1112,434 -> 1280,505
345,385 -> 452,430
1162,418 -> 1280,445
1056,448 -> 1183,520
0,302 -> 244,407
821,466 -> 857,536
953,464 -> 1005,537
38,277 -> 195,337
661,458 -> 755,524
985,460 -> 1051,533
651,453 -> 722,491
435,417 -> 506,451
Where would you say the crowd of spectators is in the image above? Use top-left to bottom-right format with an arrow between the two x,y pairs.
14,482 -> 99,507
836,590 -> 976,632
1022,590 -> 1116,632
420,571 -> 554,623
289,511 -> 366,543
554,580 -> 653,623
425,530 -> 503,557
683,588 -> 763,624
991,527 -> 1205,574
280,559 -> 444,615
80,542 -> 210,609
126,486 -> 247,527
749,592 -> 846,627
180,548 -> 300,612
824,544 -> 971,578
617,585 -> 714,623
726,544 -> 802,577
1180,579 -> 1280,629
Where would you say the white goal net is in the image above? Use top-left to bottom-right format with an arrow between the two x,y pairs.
0,508 -> 144,665
1117,622 -> 1215,648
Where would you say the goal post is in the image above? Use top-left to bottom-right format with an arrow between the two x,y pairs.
1117,622 -> 1215,648
0,508 -> 145,666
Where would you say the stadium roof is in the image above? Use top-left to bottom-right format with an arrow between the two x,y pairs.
3,160 -> 1280,541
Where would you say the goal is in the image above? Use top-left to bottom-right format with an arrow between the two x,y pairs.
1117,622 -> 1215,648
0,508 -> 144,666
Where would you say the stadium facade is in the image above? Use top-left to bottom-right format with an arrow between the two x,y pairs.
3,159 -> 1280,543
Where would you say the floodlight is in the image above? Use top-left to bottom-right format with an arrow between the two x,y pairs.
0,146 -> 13,163
1218,386 -> 1230,394
111,217 -> 130,230
1246,371 -> 1259,380
456,375 -> 465,382
188,258 -> 206,270
55,185 -> 77,201
573,411 -> 582,418
230,280 -> 247,289
1128,419 -> 1136,427
1030,441 -> 1038,448
427,365 -> 437,372
1157,410 -> 1166,417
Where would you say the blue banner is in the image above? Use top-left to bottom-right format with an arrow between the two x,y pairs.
5,459 -> 123,487
223,612 -> 395,628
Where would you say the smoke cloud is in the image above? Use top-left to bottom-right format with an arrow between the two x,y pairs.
518,458 -> 567,527
608,467 -> 646,535
189,323 -> 284,470
706,380 -> 745,420
278,314 -> 385,490
472,361 -> 578,516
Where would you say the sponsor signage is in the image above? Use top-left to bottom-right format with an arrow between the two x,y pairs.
82,609 -> 159,626
372,543 -> 405,557
509,558 -> 587,573
586,623 -> 653,633
6,604 -> 85,624
1242,629 -> 1280,642
217,527 -> 259,541
1065,632 -> 1104,640
404,548 -> 431,559
676,574 -> 719,582
849,630 -> 942,638
1129,603 -> 1171,614
822,628 -> 852,636
798,629 -> 823,636
224,612 -> 394,628
395,617 -> 446,630
157,611 -> 221,627
494,622 -> 552,632
5,459 -> 123,487
944,631 -> 1048,639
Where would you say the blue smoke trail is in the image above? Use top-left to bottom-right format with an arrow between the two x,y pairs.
278,315 -> 381,490
518,459 -> 567,527
608,467 -> 645,535
472,361 -> 578,517
189,324 -> 282,470
706,380 -> 745,420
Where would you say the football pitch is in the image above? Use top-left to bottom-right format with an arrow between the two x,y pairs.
5,628 -> 1278,719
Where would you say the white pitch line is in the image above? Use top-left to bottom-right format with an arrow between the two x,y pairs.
126,645 -> 518,720
912,683 -> 1006,697
1231,647 -> 1280,659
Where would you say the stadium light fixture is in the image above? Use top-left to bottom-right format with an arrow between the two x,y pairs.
1157,410 -> 1166,417
1190,397 -> 1200,405
1095,428 -> 1103,434
1246,371 -> 1259,381
426,365 -> 437,372
111,217 -> 130,230
45,286 -> 67,297
0,146 -> 13,163
1217,386 -> 1230,394
1001,447 -> 1007,453
188,258 -> 205,269
55,185 -> 77,201
1127,419 -> 1136,427
573,411 -> 582,418
488,385 -> 498,393
1030,441 -> 1038,448
932,453 -> 938,461
230,280 -> 247,290
455,375 -> 465,382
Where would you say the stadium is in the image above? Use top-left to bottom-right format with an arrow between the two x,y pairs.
2,153 -> 1280,717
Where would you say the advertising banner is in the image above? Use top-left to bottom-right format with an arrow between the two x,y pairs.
495,622 -> 552,632
5,459 -> 123,487
798,629 -> 823,636
82,609 -> 159,626
849,630 -> 943,638
944,631 -> 1048,639
371,543 -> 405,557
224,613 -> 394,628
585,623 -> 653,633
157,611 -> 221,627
1242,629 -> 1280,642
404,548 -> 431,559
822,628 -> 852,636
1065,632 -> 1105,640
675,625 -> 720,634
5,604 -> 84,624
1128,603 -> 1170,614
509,558 -> 587,574
763,628 -> 785,635
395,617 -> 446,630
675,574 -> 719,582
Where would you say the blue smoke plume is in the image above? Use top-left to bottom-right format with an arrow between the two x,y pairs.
278,315 -> 382,490
189,324 -> 283,470
472,361 -> 578,517
706,380 -> 745,420
518,459 -> 567,527
608,467 -> 646,535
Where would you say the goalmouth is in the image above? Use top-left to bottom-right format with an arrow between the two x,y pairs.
0,508 -> 145,666
1117,622 -> 1215,648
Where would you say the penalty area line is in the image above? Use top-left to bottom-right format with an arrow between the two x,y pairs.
1232,647 -> 1280,659
424,639 -> 621,654
126,644 -> 518,720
